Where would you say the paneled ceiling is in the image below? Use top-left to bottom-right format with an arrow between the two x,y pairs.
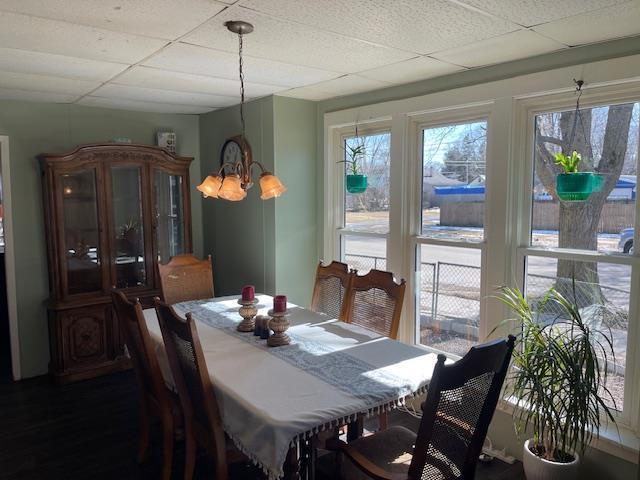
0,0 -> 637,113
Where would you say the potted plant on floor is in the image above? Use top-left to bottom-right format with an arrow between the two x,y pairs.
554,150 -> 602,201
339,140 -> 367,194
496,284 -> 617,480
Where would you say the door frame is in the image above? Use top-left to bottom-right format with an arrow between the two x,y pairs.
0,136 -> 20,380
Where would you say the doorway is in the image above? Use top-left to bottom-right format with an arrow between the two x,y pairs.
0,136 -> 19,382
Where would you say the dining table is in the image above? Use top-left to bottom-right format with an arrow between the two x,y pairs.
143,294 -> 440,480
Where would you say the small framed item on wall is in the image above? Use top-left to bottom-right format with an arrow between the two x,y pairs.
157,131 -> 177,153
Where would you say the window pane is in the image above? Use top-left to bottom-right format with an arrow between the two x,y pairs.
422,120 -> 487,242
418,244 -> 481,356
526,256 -> 629,410
344,132 -> 390,233
532,103 -> 639,254
342,235 -> 386,274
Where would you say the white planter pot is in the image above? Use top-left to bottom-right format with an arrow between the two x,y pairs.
522,439 -> 580,480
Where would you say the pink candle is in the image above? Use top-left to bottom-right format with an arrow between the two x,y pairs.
241,285 -> 255,301
273,295 -> 287,313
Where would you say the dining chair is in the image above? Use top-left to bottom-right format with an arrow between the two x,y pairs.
155,299 -> 244,480
310,260 -> 354,320
158,254 -> 214,305
111,291 -> 180,480
342,269 -> 406,340
327,335 -> 516,480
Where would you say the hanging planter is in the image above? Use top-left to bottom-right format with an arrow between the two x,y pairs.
346,174 -> 368,194
556,172 -> 594,201
339,138 -> 368,195
554,150 -> 599,202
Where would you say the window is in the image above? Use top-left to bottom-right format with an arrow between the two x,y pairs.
523,100 -> 640,418
532,103 -> 639,253
325,70 -> 640,438
422,121 -> 487,242
338,130 -> 390,273
417,119 -> 488,356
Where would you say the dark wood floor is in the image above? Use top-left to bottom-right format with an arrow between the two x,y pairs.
0,370 -> 524,479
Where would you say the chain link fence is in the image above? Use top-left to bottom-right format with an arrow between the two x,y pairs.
346,252 -> 629,337
344,254 -> 386,273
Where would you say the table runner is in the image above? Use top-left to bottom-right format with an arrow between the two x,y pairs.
145,295 -> 438,479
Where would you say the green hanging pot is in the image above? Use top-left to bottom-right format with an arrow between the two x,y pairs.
346,174 -> 367,194
591,173 -> 605,193
556,172 -> 594,201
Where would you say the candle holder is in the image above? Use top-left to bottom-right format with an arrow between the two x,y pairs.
267,309 -> 291,347
237,298 -> 259,332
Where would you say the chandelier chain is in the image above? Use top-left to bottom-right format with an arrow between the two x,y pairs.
239,32 -> 246,138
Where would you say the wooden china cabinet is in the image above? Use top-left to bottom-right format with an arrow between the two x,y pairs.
40,144 -> 193,383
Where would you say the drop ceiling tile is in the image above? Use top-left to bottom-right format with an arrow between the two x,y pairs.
458,0 -> 628,28
431,30 -> 566,68
143,42 -> 340,88
533,2 -> 640,46
93,83 -> 237,108
0,87 -> 77,103
0,70 -> 100,95
238,0 -> 519,54
183,7 -> 415,72
305,75 -> 392,97
0,0 -> 227,40
277,86 -> 335,101
358,56 -> 466,84
0,11 -> 166,64
116,66 -> 285,98
77,96 -> 213,114
0,47 -> 128,81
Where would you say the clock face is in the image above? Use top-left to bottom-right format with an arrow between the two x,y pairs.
222,139 -> 243,167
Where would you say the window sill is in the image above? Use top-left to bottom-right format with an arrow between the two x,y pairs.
497,399 -> 640,464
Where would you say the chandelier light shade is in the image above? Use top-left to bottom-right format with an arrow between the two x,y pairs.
197,20 -> 286,202
197,174 -> 223,198
218,174 -> 247,201
259,172 -> 287,200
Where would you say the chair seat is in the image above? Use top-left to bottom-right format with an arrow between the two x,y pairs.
341,426 -> 416,480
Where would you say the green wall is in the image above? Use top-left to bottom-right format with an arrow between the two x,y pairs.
0,100 -> 202,378
199,96 -> 317,306
199,96 -> 276,297
273,97 -> 317,307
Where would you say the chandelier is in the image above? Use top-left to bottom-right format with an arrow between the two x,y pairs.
197,21 -> 286,201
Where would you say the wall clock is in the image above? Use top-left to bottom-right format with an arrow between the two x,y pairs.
220,135 -> 254,187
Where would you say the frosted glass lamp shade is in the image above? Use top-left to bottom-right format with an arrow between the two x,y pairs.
259,172 -> 287,200
218,174 -> 247,201
197,174 -> 222,198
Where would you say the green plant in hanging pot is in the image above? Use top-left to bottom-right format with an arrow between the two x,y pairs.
495,284 -> 617,480
339,142 -> 368,194
554,151 -> 596,201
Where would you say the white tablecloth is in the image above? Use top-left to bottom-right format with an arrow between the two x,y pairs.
144,295 -> 438,479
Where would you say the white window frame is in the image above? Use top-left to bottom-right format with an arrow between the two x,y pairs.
331,121 -> 392,274
322,54 -> 640,460
511,83 -> 640,431
408,105 -> 494,352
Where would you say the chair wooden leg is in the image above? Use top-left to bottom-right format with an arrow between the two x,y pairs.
137,401 -> 151,464
161,413 -> 175,480
183,425 -> 196,480
378,411 -> 388,431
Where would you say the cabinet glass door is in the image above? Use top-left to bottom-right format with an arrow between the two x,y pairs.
60,169 -> 102,295
154,170 -> 185,263
111,166 -> 147,288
